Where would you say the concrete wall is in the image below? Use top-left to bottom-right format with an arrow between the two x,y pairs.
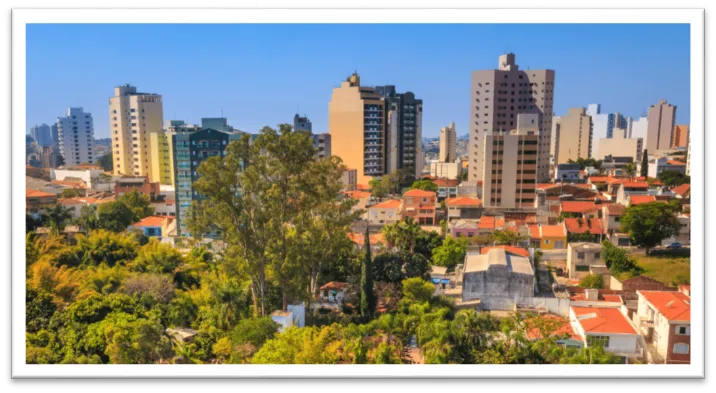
463,267 -> 535,301
476,296 -> 571,317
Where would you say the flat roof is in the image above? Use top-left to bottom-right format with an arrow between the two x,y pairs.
464,248 -> 533,275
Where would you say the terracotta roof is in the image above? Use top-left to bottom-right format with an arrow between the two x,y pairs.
433,178 -> 460,187
320,281 -> 350,291
525,315 -> 580,341
536,183 -> 560,190
540,224 -> 566,238
478,216 -> 496,229
51,179 -> 89,189
588,177 -> 611,183
529,224 -> 540,239
481,245 -> 529,257
343,190 -> 371,199
561,201 -> 600,214
445,196 -> 482,207
371,199 -> 402,209
26,189 -> 56,198
628,195 -> 667,206
131,215 -> 172,228
604,204 -> 626,216
639,290 -> 690,322
356,184 -> 370,191
666,160 -> 685,166
58,196 -> 104,206
671,183 -> 690,197
404,189 -> 436,198
570,293 -> 623,303
347,232 -> 385,246
621,181 -> 649,189
571,306 -> 637,335
564,217 -> 604,235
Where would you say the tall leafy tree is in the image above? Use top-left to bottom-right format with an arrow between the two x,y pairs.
623,162 -> 636,180
360,226 -> 376,320
658,170 -> 690,187
432,235 -> 469,271
640,149 -> 649,177
118,190 -> 154,222
41,204 -> 74,232
621,202 -> 681,254
410,179 -> 438,192
97,201 -> 135,232
97,152 -> 113,172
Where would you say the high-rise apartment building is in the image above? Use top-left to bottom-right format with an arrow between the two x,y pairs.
50,123 -> 59,149
312,133 -> 332,159
172,127 -> 244,236
587,104 -> 627,159
329,73 -> 387,185
672,125 -> 689,148
646,100 -> 676,152
57,107 -> 95,166
149,129 -> 173,186
109,84 -> 164,179
553,108 -> 592,164
481,114 -> 540,209
30,124 -> 53,147
439,122 -> 457,163
40,146 -> 59,169
627,116 -> 648,140
294,114 -> 312,132
375,85 -> 423,180
596,129 -> 643,163
469,53 -> 555,183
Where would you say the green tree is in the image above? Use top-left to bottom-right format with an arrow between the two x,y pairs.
621,202 -> 681,254
600,240 -> 642,277
130,239 -> 184,274
118,190 -> 154,222
27,213 -> 42,233
41,204 -> 74,232
372,252 -> 430,283
369,176 -> 390,199
579,274 -> 604,289
382,218 -> 422,253
410,179 -> 438,192
61,188 -> 81,198
623,162 -> 636,180
640,149 -> 649,177
75,205 -> 99,230
97,201 -> 136,232
431,235 -> 469,271
657,170 -> 690,187
401,277 -> 434,304
490,229 -> 524,246
360,226 -> 376,320
97,152 -> 113,172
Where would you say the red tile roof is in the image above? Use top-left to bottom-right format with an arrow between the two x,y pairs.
628,195 -> 667,206
540,224 -> 567,238
564,217 -> 604,235
371,199 -> 402,209
561,201 -> 600,214
432,178 -> 460,187
639,290 -> 690,322
320,281 -> 350,291
572,306 -> 637,335
356,184 -> 370,191
343,190 -> 371,199
536,183 -> 560,190
604,204 -> 626,216
666,160 -> 685,166
445,196 -> 482,207
671,183 -> 690,197
481,245 -> 529,257
570,293 -> 623,303
588,177 -> 611,183
525,315 -> 581,341
478,216 -> 496,229
622,181 -> 649,189
26,189 -> 56,198
529,224 -> 540,239
404,189 -> 436,198
131,215 -> 172,228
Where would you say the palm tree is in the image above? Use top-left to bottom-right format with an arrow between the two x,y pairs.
41,204 -> 73,232
623,162 -> 636,180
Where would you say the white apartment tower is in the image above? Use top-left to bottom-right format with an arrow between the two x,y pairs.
109,84 -> 164,178
56,107 -> 95,166
439,122 -> 457,163
469,53 -> 555,183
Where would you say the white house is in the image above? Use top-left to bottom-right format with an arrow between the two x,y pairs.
319,282 -> 350,304
569,306 -> 644,362
367,199 -> 402,226
271,302 -> 306,333
648,157 -> 686,178
634,290 -> 691,364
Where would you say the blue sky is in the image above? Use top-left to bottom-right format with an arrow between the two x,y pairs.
26,23 -> 690,138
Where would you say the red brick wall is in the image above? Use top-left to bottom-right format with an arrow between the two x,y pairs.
666,324 -> 691,364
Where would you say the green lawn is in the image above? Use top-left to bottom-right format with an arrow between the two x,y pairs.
630,254 -> 691,287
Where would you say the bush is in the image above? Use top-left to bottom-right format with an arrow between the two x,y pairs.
579,274 -> 604,289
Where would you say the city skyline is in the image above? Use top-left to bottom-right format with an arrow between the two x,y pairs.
26,23 -> 690,139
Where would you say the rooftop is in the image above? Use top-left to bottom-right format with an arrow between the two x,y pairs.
639,290 -> 690,322
561,201 -> 600,214
343,190 -> 371,199
525,315 -> 580,341
445,196 -> 482,207
464,248 -> 533,276
320,281 -> 350,291
571,306 -> 637,335
629,195 -> 667,206
564,218 -> 604,235
404,189 -> 436,198
480,245 -> 529,257
604,204 -> 626,216
371,199 -> 402,209
539,224 -> 566,238
131,215 -> 172,228
671,183 -> 690,197
26,189 -> 56,198
433,178 -> 460,187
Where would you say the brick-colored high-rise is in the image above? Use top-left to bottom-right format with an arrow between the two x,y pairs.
646,100 -> 676,152
671,125 -> 689,148
469,53 -> 555,183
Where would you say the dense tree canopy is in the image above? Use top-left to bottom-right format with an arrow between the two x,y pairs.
621,202 -> 681,254
410,179 -> 438,192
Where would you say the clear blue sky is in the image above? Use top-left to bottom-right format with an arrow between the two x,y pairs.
26,23 -> 690,139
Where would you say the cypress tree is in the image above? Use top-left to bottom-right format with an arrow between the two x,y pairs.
640,149 -> 649,177
360,226 -> 376,320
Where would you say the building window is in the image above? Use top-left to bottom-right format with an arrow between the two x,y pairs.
587,335 -> 610,348
673,344 -> 689,354
577,252 -> 585,259
676,326 -> 690,335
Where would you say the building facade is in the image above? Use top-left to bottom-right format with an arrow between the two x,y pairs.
596,130 -> 643,163
172,128 -> 243,236
481,114 -> 539,209
329,73 -> 387,185
149,130 -> 173,186
108,84 -> 164,179
30,124 -> 53,147
376,85 -> 423,180
553,108 -> 592,164
439,122 -> 457,163
469,53 -> 555,183
293,114 -> 312,132
57,107 -> 95,166
671,125 -> 689,148
646,100 -> 676,152
312,133 -> 332,159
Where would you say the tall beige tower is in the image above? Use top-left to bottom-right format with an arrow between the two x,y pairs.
439,122 -> 456,163
481,114 -> 540,209
469,53 -> 555,183
329,73 -> 387,185
109,84 -> 163,179
646,100 -> 676,152
553,108 -> 592,164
